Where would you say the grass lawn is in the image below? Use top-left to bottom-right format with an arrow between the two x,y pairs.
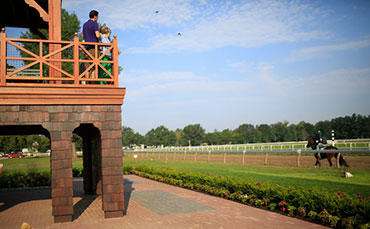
123,157 -> 370,196
2,156 -> 369,196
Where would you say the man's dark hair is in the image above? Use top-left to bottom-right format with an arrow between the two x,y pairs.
89,10 -> 99,19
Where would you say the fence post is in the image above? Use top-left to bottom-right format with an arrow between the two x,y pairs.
158,152 -> 160,159
0,28 -> 6,86
184,150 -> 186,160
296,149 -> 301,167
223,152 -> 226,164
194,152 -> 197,161
166,152 -> 168,160
336,153 -> 341,168
242,150 -> 246,164
332,130 -> 335,146
208,151 -> 211,162
264,153 -> 268,165
174,151 -> 176,160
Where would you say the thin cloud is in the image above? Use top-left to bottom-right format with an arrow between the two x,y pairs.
287,38 -> 370,62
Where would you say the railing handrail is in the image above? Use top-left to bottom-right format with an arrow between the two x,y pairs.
0,29 -> 119,87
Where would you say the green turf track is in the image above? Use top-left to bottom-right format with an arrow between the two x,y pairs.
1,156 -> 369,196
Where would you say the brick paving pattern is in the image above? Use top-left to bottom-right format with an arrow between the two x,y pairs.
0,175 -> 326,228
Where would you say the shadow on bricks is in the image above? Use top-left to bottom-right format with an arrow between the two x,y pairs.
123,179 -> 135,216
72,178 -> 98,221
0,187 -> 51,213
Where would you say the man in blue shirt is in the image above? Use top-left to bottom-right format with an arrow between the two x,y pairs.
82,10 -> 101,80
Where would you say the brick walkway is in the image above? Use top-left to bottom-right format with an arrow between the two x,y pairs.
0,175 -> 326,228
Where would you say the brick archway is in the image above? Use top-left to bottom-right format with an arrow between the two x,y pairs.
73,124 -> 102,196
0,105 -> 125,222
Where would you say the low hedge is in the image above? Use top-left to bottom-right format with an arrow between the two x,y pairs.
125,165 -> 369,228
0,168 -> 84,189
0,171 -> 50,188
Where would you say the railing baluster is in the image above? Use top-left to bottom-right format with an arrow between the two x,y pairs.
0,28 -> 6,86
73,33 -> 79,85
113,35 -> 118,87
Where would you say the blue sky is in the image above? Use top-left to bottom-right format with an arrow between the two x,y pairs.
8,0 -> 370,134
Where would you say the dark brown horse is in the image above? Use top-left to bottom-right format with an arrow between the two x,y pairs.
307,137 -> 348,168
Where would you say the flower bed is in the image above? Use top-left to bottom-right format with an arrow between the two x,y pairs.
124,165 -> 369,228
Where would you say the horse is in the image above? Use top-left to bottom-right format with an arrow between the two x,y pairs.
307,137 -> 348,168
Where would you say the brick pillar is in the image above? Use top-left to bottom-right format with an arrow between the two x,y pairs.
50,130 -> 73,223
101,106 -> 124,218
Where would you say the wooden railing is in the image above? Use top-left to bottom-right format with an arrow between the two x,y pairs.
0,28 -> 119,87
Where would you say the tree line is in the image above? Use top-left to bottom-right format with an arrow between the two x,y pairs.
123,114 -> 370,147
0,114 -> 369,153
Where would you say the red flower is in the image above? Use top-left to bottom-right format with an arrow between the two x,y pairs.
131,169 -> 135,172
360,198 -> 364,202
283,208 -> 286,212
280,201 -> 286,205
276,184 -> 280,188
338,190 -> 342,194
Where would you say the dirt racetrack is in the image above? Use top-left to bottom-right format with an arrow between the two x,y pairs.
127,152 -> 370,169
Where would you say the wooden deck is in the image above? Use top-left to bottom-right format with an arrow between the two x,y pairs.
0,29 -> 125,105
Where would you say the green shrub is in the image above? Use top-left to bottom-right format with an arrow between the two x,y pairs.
287,205 -> 296,216
0,171 -> 50,188
72,167 -> 83,177
269,203 -> 277,211
128,165 -> 370,228
297,206 -> 306,217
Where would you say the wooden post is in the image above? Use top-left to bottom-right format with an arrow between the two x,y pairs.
73,33 -> 79,85
208,151 -> 211,162
48,0 -> 62,84
151,152 -> 154,158
166,152 -> 168,160
336,153 -> 341,168
223,152 -> 226,164
242,150 -> 245,164
264,153 -> 268,165
297,150 -> 301,167
112,35 -> 119,87
184,150 -> 186,160
194,152 -> 197,161
0,28 -> 6,86
174,151 -> 176,160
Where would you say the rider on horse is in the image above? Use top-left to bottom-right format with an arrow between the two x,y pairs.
316,130 -> 327,159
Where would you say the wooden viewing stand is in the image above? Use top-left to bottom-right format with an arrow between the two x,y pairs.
0,28 -> 119,87
0,0 -> 126,223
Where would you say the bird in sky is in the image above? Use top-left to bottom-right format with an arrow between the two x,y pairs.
155,10 -> 159,13
177,32 -> 182,36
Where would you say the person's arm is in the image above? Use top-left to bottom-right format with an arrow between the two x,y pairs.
95,30 -> 101,40
94,23 -> 101,40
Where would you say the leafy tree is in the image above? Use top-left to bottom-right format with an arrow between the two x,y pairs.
145,125 -> 176,146
20,9 -> 81,75
314,120 -> 332,138
256,124 -> 273,142
235,124 -> 256,143
122,126 -> 144,146
204,132 -> 219,145
232,132 -> 245,144
270,121 -> 290,142
181,124 -> 205,146
296,121 -> 314,140
218,129 -> 233,145
72,134 -> 82,151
